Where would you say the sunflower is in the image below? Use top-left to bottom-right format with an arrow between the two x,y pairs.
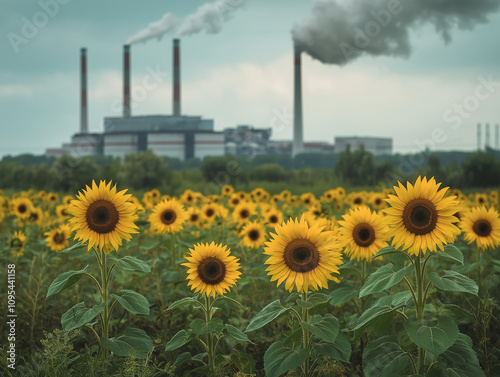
63,195 -> 74,205
180,189 -> 197,206
370,193 -> 386,210
149,199 -> 186,234
232,202 -> 256,224
265,208 -> 283,227
475,193 -> 488,207
339,206 -> 389,261
45,224 -> 72,252
182,242 -> 241,297
383,176 -> 461,256
56,204 -> 70,219
201,203 -> 221,224
186,207 -> 202,227
221,184 -> 234,197
47,192 -> 59,203
228,193 -> 241,208
68,180 -> 138,252
0,210 -> 5,224
460,207 -> 500,250
28,207 -> 44,225
8,231 -> 26,257
240,222 -> 266,249
300,193 -> 317,208
264,216 -> 343,293
11,197 -> 33,220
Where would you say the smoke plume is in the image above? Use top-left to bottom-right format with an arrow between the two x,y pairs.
292,0 -> 500,65
126,0 -> 243,44
127,13 -> 178,45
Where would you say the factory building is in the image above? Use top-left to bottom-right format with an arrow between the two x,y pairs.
224,125 -> 272,156
334,136 -> 393,156
46,39 -> 224,160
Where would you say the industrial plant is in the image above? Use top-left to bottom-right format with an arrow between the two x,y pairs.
45,39 -> 396,160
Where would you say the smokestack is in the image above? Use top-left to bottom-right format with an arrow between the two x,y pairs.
292,45 -> 303,158
173,38 -> 181,116
477,123 -> 482,151
80,48 -> 88,134
485,123 -> 491,148
496,124 -> 499,150
123,45 -> 131,118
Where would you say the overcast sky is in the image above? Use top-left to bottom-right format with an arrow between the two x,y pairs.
1,0 -> 500,158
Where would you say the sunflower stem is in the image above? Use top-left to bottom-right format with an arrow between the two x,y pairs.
301,291 -> 311,377
100,250 -> 109,359
415,253 -> 426,372
476,247 -> 483,298
205,295 -> 215,374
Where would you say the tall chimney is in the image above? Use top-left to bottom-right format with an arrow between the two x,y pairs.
173,38 -> 181,116
80,47 -> 88,134
123,45 -> 131,118
485,123 -> 491,149
292,45 -> 304,158
496,124 -> 499,150
477,123 -> 481,151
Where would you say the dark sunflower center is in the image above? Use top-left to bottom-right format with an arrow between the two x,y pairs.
248,229 -> 260,241
402,198 -> 437,235
284,239 -> 320,272
197,257 -> 226,285
11,239 -> 23,248
232,198 -> 240,205
305,199 -> 310,204
61,208 -> 68,216
473,220 -> 492,237
53,232 -> 66,244
240,209 -> 249,219
161,210 -> 176,225
86,199 -> 119,234
30,212 -> 39,221
18,204 -> 27,214
269,215 -> 278,223
352,222 -> 376,247
354,198 -> 362,204
190,214 -> 199,222
375,198 -> 382,205
478,197 -> 485,203
187,195 -> 192,202
205,208 -> 215,218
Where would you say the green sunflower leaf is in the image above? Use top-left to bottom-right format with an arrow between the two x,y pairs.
46,265 -> 89,298
359,263 -> 413,298
245,300 -> 288,332
61,302 -> 105,332
404,316 -> 459,356
264,341 -> 308,377
101,327 -> 153,359
110,289 -> 150,315
428,271 -> 478,295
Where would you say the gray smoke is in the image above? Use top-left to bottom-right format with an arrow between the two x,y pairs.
127,13 -> 178,45
292,0 -> 500,65
126,0 -> 243,44
177,0 -> 244,36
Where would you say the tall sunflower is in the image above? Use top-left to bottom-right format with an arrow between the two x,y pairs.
68,180 -> 138,252
45,224 -> 72,252
383,176 -> 461,256
264,216 -> 343,293
149,199 -> 186,234
339,206 -> 388,261
460,207 -> 500,250
240,222 -> 266,249
182,242 -> 241,297
264,208 -> 283,227
232,202 -> 256,224
8,231 -> 26,257
186,207 -> 202,228
11,197 -> 33,220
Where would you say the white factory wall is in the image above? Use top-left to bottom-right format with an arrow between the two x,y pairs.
69,134 -> 100,157
148,133 -> 185,160
104,134 -> 138,158
194,133 -> 225,160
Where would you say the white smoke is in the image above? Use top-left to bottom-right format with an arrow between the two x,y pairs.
292,0 -> 500,65
126,13 -> 178,45
126,0 -> 243,44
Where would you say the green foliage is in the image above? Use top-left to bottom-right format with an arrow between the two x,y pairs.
46,266 -> 90,298
118,149 -> 170,189
363,335 -> 415,377
100,327 -> 153,359
359,263 -> 413,298
405,316 -> 459,356
264,341 -> 309,377
61,302 -> 105,332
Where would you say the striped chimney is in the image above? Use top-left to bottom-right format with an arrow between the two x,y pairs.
477,123 -> 481,151
173,38 -> 181,116
292,45 -> 304,158
123,45 -> 131,118
80,47 -> 88,134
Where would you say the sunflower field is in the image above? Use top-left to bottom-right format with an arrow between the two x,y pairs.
1,177 -> 500,377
